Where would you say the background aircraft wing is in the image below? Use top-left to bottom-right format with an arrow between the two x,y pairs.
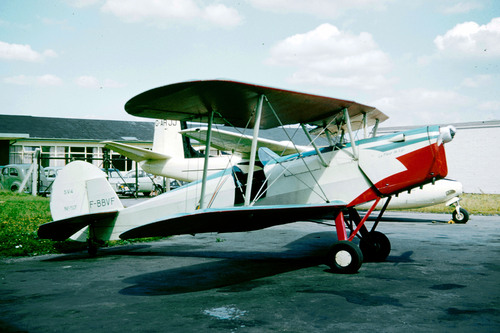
125,80 -> 388,129
309,108 -> 388,137
180,127 -> 309,158
103,141 -> 169,162
119,202 -> 346,239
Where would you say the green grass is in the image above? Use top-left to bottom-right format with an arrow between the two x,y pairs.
0,190 -> 498,257
0,191 -> 161,257
0,191 -> 68,257
403,193 -> 500,215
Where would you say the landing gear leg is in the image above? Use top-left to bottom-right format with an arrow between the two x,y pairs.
348,201 -> 392,262
86,224 -> 101,257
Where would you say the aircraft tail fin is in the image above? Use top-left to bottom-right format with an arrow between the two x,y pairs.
50,161 -> 123,222
153,120 -> 185,158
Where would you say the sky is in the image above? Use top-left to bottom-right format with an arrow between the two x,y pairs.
1,0 -> 499,127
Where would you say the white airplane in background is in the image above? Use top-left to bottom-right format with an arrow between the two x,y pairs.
39,79 -> 457,274
357,179 -> 469,223
103,120 -> 234,183
103,121 -> 310,182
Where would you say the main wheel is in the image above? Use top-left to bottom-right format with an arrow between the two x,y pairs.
325,241 -> 363,274
452,208 -> 469,224
359,231 -> 391,262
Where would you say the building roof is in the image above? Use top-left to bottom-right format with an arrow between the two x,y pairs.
0,114 -> 321,145
0,115 -> 154,142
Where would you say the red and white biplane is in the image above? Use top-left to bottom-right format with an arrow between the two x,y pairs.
38,80 -> 455,273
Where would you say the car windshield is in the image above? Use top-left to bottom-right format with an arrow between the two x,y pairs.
108,170 -> 121,178
125,170 -> 147,178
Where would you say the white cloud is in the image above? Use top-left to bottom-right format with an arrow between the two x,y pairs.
101,0 -> 242,28
478,100 -> 500,111
3,74 -> 63,86
0,41 -> 58,62
372,88 -> 473,125
75,75 -> 124,88
249,0 -> 392,18
202,4 -> 243,28
440,1 -> 483,14
65,0 -> 101,8
267,24 -> 392,90
461,74 -> 492,87
37,74 -> 64,86
434,17 -> 500,56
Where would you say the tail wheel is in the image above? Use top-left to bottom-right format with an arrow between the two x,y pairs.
87,238 -> 99,257
325,241 -> 363,274
452,208 -> 469,224
359,231 -> 391,262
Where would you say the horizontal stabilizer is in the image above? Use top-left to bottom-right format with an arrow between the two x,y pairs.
38,211 -> 118,241
120,202 -> 345,240
103,141 -> 169,162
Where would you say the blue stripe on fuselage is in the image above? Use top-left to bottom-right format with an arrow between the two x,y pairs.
264,125 -> 440,164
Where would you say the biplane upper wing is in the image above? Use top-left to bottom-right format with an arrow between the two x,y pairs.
125,80 -> 388,129
119,202 -> 345,239
102,141 -> 169,162
179,127 -> 309,158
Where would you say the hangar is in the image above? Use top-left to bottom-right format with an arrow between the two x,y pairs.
0,114 -> 154,172
0,114 -> 498,194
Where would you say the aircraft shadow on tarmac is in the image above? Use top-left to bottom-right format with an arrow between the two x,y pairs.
42,229 -> 417,296
114,232 -> 414,296
116,231 -> 335,296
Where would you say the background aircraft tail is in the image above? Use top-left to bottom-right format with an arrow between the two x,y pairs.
153,120 -> 185,158
50,161 -> 123,222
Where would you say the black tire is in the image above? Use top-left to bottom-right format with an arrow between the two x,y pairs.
452,208 -> 469,224
87,239 -> 99,257
359,231 -> 391,262
325,241 -> 363,274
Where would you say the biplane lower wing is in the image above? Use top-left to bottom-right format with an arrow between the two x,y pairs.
38,211 -> 119,241
119,202 -> 346,240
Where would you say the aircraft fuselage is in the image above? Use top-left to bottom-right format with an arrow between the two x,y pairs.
84,125 -> 449,242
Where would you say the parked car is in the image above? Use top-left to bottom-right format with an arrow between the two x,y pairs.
118,169 -> 164,197
103,168 -> 132,196
0,164 -> 50,194
44,166 -> 63,180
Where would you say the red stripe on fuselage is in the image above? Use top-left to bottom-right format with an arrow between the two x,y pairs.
349,143 -> 448,207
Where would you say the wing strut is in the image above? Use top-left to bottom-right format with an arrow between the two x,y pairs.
300,124 -> 328,167
244,94 -> 265,206
199,110 -> 214,209
343,108 -> 358,159
371,118 -> 380,138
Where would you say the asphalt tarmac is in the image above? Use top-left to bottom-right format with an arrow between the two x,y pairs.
1,211 -> 499,332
